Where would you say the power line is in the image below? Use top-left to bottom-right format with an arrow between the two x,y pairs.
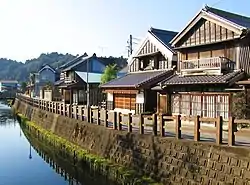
211,0 -> 226,7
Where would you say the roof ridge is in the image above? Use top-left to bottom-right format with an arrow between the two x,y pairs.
149,27 -> 178,35
205,5 -> 250,22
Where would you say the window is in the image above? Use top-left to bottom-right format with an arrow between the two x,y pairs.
171,93 -> 229,119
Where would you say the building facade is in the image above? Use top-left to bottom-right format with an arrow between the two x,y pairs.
55,53 -> 105,105
100,27 -> 178,114
155,5 -> 250,119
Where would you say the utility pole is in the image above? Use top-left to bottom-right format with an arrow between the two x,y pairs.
86,58 -> 90,108
127,34 -> 140,57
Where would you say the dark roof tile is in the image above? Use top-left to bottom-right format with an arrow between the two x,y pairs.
205,6 -> 250,28
161,71 -> 245,86
149,28 -> 178,51
100,70 -> 173,88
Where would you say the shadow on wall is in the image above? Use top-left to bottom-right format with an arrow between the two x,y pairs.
115,134 -> 201,184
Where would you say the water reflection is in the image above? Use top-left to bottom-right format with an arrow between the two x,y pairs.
0,101 -> 116,185
22,126 -> 115,185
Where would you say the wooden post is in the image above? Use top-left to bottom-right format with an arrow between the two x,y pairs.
86,106 -> 91,123
113,112 -> 117,130
194,115 -> 200,142
127,113 -> 132,132
228,117 -> 236,146
117,112 -> 122,130
97,109 -> 100,125
216,116 -> 223,145
159,114 -> 165,137
90,108 -> 94,123
139,114 -> 144,134
103,109 -> 108,127
152,114 -> 157,136
175,115 -> 181,139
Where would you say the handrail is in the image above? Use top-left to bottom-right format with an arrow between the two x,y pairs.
16,93 -> 250,147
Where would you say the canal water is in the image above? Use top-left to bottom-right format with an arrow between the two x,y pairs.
0,101 -> 115,185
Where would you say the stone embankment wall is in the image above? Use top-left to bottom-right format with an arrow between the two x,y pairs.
13,99 -> 250,185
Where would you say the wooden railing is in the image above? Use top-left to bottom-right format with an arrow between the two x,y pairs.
180,56 -> 235,72
16,93 -> 250,147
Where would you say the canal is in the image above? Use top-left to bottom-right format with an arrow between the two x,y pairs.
0,101 -> 116,185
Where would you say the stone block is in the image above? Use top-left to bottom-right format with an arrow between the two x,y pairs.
214,163 -> 223,171
240,160 -> 249,169
212,153 -> 220,161
243,169 -> 250,180
230,158 -> 239,167
208,169 -> 216,178
232,167 -> 242,177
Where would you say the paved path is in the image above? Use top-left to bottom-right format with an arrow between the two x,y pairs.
90,110 -> 250,147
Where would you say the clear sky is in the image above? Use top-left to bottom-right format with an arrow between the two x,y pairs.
0,0 -> 249,62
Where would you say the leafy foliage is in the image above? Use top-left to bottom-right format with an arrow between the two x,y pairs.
0,53 -> 127,82
101,64 -> 118,84
20,82 -> 27,93
0,52 -> 76,82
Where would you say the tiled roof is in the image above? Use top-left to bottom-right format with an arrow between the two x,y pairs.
100,70 -> 173,88
75,71 -> 102,83
205,6 -> 250,28
59,53 -> 88,70
149,27 -> 178,51
161,71 -> 245,86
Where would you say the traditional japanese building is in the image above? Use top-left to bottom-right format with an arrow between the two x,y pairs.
155,5 -> 250,119
55,53 -> 105,105
100,27 -> 178,114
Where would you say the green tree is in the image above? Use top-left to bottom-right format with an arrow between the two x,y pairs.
20,82 -> 27,93
101,64 -> 117,84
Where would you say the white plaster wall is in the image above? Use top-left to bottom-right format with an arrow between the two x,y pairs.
113,108 -> 135,115
136,92 -> 144,104
107,93 -> 113,101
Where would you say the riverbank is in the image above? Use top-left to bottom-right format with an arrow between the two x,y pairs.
20,119 -> 117,185
17,113 -> 161,185
13,98 -> 250,185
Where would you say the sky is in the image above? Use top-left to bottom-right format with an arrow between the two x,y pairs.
0,0 -> 250,62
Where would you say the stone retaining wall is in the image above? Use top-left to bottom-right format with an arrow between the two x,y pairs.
13,99 -> 250,185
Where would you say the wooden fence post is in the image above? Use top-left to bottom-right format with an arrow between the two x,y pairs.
128,113 -> 132,132
175,115 -> 181,139
194,115 -> 200,142
113,112 -> 117,130
159,114 -> 165,137
228,117 -> 236,146
104,110 -> 108,127
117,112 -> 122,130
139,114 -> 144,134
97,109 -> 100,125
152,114 -> 157,136
216,116 -> 223,145
90,108 -> 94,123
86,106 -> 91,123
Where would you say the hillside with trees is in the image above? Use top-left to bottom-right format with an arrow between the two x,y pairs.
0,52 -> 127,82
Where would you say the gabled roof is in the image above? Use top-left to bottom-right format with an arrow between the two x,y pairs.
75,71 -> 102,83
149,27 -> 178,53
118,65 -> 128,73
59,52 -> 88,70
100,70 -> 173,88
160,70 -> 245,86
170,5 -> 250,47
62,53 -> 99,72
127,27 -> 178,65
38,64 -> 56,73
